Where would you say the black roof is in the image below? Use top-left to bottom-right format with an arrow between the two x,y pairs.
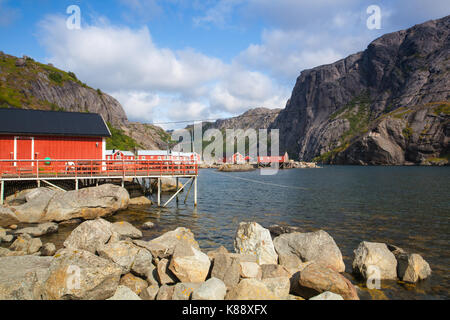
0,108 -> 111,137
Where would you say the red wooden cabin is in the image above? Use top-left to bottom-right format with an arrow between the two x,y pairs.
257,152 -> 290,164
106,150 -> 135,161
0,109 -> 111,167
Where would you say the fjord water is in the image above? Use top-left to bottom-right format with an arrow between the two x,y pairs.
45,166 -> 450,299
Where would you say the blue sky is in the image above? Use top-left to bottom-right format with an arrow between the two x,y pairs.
1,0 -> 449,128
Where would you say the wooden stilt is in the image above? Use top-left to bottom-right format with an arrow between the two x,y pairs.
194,176 -> 197,207
184,179 -> 194,204
75,179 -> 79,190
157,177 -> 161,207
121,179 -> 125,188
176,177 -> 179,204
0,180 -> 4,205
37,180 -> 41,188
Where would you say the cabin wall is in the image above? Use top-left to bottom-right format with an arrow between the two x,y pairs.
0,135 -> 103,160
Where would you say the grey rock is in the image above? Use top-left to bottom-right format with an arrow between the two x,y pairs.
10,235 -> 42,255
273,230 -> 345,272
352,242 -> 398,280
156,258 -> 178,285
10,188 -> 60,224
141,221 -> 155,230
172,282 -> 202,300
234,222 -> 278,265
119,273 -> 148,295
139,284 -> 159,300
210,253 -> 241,288
169,242 -> 211,283
43,248 -> 122,300
44,184 -> 130,222
63,218 -> 114,254
97,240 -> 140,274
0,255 -> 53,300
0,206 -> 19,227
107,285 -> 141,300
192,278 -> 227,300
112,221 -> 142,239
40,243 -> 56,256
397,253 -> 432,283
15,222 -> 58,237
310,291 -> 344,300
156,284 -> 175,300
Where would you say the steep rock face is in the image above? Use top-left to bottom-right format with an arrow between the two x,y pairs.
212,108 -> 281,131
271,16 -> 450,164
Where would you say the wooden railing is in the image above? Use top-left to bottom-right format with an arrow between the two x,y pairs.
0,159 -> 198,179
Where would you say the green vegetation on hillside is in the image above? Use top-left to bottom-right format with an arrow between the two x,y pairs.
105,122 -> 142,151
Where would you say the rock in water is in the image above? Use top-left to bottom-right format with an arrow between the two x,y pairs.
15,222 -> 58,237
310,291 -> 344,300
0,206 -> 19,228
0,256 -> 53,300
44,184 -> 130,222
111,221 -> 142,239
192,278 -> 227,300
352,242 -> 397,280
397,253 -> 432,283
273,230 -> 345,272
234,222 -> 278,265
63,218 -> 114,254
43,248 -> 122,300
10,188 -> 59,223
40,243 -> 56,256
107,285 -> 142,300
141,221 -> 155,230
296,262 -> 359,300
129,196 -> 152,206
169,242 -> 211,283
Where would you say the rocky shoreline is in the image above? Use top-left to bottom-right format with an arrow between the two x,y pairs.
0,213 -> 432,300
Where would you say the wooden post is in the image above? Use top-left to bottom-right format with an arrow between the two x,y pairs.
0,180 -> 4,205
157,177 -> 161,207
37,180 -> 41,188
75,179 -> 79,191
194,176 -> 197,207
176,177 -> 179,204
121,179 -> 125,188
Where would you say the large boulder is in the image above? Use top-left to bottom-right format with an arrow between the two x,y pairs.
15,222 -> 58,237
111,221 -> 142,239
43,248 -> 122,300
261,264 -> 291,279
169,242 -> 211,283
156,284 -> 175,300
44,184 -> 129,222
63,219 -> 114,254
397,253 -> 432,283
273,230 -> 345,272
10,188 -> 60,223
352,242 -> 397,280
133,227 -> 199,259
262,277 -> 290,299
0,206 -> 19,227
295,262 -> 359,300
130,248 -> 156,284
234,222 -> 278,265
0,256 -> 53,300
129,196 -> 152,206
210,253 -> 241,288
225,279 -> 280,300
140,284 -> 159,300
192,278 -> 227,300
239,262 -> 262,279
107,285 -> 141,300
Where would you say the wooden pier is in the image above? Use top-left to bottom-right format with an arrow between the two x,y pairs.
0,159 -> 198,207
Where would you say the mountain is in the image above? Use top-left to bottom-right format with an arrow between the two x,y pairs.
0,51 -> 171,150
209,107 -> 282,131
271,15 -> 450,165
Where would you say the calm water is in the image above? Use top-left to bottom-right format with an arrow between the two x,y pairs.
44,166 -> 450,299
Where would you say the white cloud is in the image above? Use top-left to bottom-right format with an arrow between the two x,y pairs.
37,15 -> 289,127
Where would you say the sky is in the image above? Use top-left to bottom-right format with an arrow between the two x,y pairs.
0,0 -> 449,129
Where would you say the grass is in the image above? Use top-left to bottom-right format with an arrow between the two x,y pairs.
105,122 -> 142,151
402,125 -> 413,140
433,103 -> 450,115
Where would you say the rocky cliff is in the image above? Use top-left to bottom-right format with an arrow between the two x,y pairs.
0,52 -> 169,150
271,15 -> 450,165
